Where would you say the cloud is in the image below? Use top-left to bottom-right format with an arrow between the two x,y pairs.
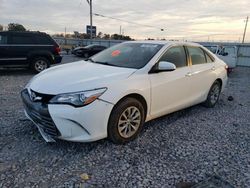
0,0 -> 249,41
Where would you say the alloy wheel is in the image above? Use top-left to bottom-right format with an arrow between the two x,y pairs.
210,84 -> 220,104
118,106 -> 141,138
35,60 -> 48,72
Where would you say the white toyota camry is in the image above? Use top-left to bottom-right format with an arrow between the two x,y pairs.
21,41 -> 228,144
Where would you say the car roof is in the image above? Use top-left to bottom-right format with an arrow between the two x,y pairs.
125,40 -> 202,47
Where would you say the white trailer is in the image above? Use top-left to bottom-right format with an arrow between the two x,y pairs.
204,45 -> 237,71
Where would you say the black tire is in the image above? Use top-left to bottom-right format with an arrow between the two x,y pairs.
108,98 -> 145,144
31,57 -> 50,73
203,80 -> 221,108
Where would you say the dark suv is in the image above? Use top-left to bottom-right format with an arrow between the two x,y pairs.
0,31 -> 62,73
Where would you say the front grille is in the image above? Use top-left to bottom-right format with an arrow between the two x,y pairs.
21,89 -> 61,137
26,108 -> 60,137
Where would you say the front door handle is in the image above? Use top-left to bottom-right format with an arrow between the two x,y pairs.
211,66 -> 216,71
185,72 -> 192,77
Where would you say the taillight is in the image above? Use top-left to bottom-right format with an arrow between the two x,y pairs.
55,46 -> 61,55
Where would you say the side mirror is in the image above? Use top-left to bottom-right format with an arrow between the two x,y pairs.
156,61 -> 176,72
149,61 -> 176,74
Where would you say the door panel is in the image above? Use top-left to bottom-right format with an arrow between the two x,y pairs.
8,34 -> 34,65
149,45 -> 193,118
189,63 -> 216,102
187,46 -> 216,103
149,66 -> 192,118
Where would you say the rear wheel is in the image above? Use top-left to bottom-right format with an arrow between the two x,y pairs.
203,80 -> 221,108
31,57 -> 50,73
108,98 -> 145,144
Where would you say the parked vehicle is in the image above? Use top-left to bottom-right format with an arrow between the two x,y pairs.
0,31 -> 62,73
21,41 -> 228,144
204,45 -> 237,73
71,46 -> 86,55
72,44 -> 107,58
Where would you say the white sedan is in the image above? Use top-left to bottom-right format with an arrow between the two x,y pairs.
21,41 -> 228,144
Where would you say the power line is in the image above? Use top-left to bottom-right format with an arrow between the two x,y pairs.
94,13 -> 165,31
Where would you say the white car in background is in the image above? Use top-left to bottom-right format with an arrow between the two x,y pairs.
21,41 -> 228,144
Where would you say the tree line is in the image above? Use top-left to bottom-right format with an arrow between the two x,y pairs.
0,23 -> 26,31
0,23 -> 133,40
53,31 -> 133,40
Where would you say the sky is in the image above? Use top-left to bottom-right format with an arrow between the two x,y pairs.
0,0 -> 249,42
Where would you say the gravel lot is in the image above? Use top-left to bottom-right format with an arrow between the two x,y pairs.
0,57 -> 250,188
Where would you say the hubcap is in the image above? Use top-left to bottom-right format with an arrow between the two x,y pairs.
210,84 -> 220,104
35,60 -> 47,72
118,106 -> 141,138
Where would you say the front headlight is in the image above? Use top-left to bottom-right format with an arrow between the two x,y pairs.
49,88 -> 107,107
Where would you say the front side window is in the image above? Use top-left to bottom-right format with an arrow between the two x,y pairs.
158,46 -> 187,68
187,46 -> 206,65
91,43 -> 163,69
0,34 -> 7,44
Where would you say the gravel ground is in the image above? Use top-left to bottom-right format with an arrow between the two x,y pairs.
0,60 -> 250,187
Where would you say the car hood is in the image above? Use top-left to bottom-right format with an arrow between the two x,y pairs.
29,61 -> 136,94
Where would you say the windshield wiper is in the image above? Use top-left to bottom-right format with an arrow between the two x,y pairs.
86,58 -> 108,65
96,61 -> 120,67
88,59 -> 118,67
86,58 -> 119,67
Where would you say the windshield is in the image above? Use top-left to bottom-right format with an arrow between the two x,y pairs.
90,43 -> 163,69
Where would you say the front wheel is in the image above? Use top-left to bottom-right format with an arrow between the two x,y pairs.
108,98 -> 145,144
203,80 -> 221,108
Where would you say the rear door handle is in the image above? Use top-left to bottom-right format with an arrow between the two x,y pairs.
185,72 -> 192,77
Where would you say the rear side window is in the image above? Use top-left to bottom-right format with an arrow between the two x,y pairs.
35,35 -> 53,44
0,34 -> 8,44
205,52 -> 214,63
187,47 -> 206,65
159,46 -> 187,68
11,35 -> 36,44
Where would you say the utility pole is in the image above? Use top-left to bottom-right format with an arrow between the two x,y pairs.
119,25 -> 122,35
242,16 -> 248,43
64,27 -> 67,45
90,0 -> 93,41
86,0 -> 93,42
